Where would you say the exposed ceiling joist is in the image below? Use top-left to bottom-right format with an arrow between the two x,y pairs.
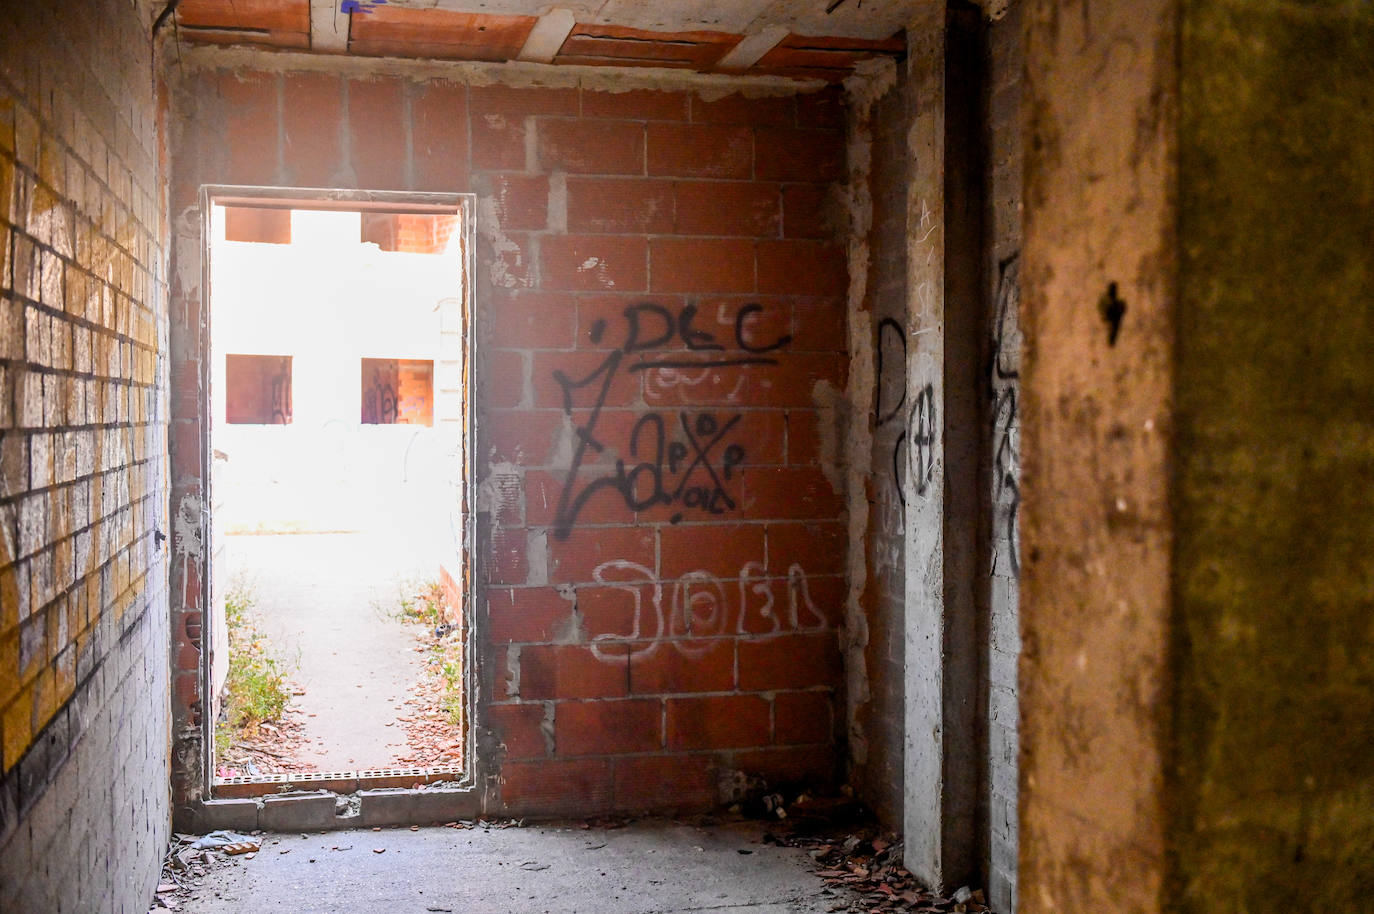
517,8 -> 577,63
310,0 -> 349,52
173,0 -> 908,82
715,26 -> 789,72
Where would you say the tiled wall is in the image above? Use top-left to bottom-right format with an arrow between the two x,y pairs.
0,0 -> 171,910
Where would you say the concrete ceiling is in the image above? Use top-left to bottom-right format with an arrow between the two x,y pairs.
170,0 -> 911,81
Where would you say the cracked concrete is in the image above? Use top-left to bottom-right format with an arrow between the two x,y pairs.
172,819 -> 857,914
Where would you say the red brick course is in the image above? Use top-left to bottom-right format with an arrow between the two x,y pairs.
774,690 -> 833,745
555,698 -> 662,756
538,120 -> 645,175
647,124 -> 753,178
488,702 -> 549,759
667,695 -> 770,750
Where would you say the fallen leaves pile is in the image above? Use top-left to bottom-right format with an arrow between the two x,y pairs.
215,701 -> 313,777
761,795 -> 991,914
392,629 -> 464,767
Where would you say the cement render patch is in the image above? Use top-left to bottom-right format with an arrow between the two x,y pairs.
173,819 -> 854,914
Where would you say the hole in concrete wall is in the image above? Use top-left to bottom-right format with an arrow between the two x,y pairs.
226,205 -> 292,244
204,194 -> 474,794
361,212 -> 460,254
361,358 -> 435,425
225,354 -> 293,424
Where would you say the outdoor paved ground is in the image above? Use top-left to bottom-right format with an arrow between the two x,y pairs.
225,530 -> 441,771
171,819 -> 854,914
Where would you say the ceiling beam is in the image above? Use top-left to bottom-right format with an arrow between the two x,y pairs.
311,0 -> 350,52
517,8 -> 577,64
714,25 -> 787,71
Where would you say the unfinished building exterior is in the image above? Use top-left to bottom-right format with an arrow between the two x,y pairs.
1,0 -> 1371,912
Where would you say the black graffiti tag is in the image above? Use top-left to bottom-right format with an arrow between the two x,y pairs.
989,253 -> 1021,576
909,383 -> 936,500
551,302 -> 787,539
874,316 -> 908,510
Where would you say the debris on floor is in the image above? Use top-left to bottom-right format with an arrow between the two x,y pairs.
391,581 -> 465,767
152,792 -> 985,914
151,832 -> 265,911
752,790 -> 991,914
214,703 -> 312,777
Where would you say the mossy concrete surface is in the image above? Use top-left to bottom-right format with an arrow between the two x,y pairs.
1174,1 -> 1374,909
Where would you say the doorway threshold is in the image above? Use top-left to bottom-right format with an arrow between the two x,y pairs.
214,764 -> 465,799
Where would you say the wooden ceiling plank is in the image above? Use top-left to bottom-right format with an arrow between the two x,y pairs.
565,22 -> 742,46
177,0 -> 310,33
349,7 -> 537,61
174,26 -> 312,50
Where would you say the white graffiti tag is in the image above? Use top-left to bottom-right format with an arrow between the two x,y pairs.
587,559 -> 827,662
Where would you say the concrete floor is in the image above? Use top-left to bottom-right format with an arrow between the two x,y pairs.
173,820 -> 852,914
224,531 -> 441,770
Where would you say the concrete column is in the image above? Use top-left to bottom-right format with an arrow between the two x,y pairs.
902,3 -> 984,892
902,1 -> 950,887
1020,1 -> 1374,911
1018,1 -> 1178,909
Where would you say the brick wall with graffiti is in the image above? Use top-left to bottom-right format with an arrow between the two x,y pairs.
169,68 -> 849,816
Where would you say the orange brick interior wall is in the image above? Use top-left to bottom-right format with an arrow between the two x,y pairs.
169,69 -> 848,817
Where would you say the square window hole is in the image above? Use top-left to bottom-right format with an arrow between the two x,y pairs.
225,354 -> 292,424
361,358 -> 434,425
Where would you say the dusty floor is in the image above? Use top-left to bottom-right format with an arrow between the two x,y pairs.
166,819 -> 857,914
224,530 -> 454,771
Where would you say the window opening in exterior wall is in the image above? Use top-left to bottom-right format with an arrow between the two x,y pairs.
224,354 -> 293,424
361,212 -> 459,253
225,205 -> 291,244
201,190 -> 475,798
361,358 -> 435,426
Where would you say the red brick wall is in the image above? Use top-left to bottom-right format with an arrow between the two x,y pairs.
169,69 -> 848,817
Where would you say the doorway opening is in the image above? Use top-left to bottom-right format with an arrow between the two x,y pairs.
201,188 -> 475,796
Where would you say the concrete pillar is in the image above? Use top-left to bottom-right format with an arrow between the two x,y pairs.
1020,1 -> 1374,911
903,1 -> 951,888
902,2 -> 984,892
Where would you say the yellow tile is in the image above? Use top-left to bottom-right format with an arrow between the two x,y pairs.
2,685 -> 33,772
0,631 -> 20,709
55,645 -> 75,704
31,666 -> 55,733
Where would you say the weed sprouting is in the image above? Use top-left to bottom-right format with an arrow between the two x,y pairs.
214,582 -> 292,765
